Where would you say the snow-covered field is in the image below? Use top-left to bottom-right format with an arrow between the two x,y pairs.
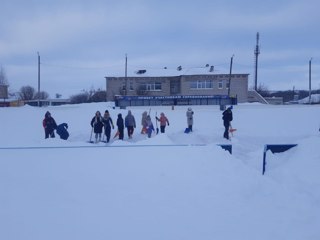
1,102 -> 320,240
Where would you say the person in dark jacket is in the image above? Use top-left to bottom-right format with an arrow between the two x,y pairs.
43,111 -> 57,139
90,111 -> 104,143
116,113 -> 124,140
102,110 -> 114,143
222,106 -> 233,140
56,123 -> 69,140
125,110 -> 136,139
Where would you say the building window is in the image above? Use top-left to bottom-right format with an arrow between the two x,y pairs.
218,80 -> 223,89
129,81 -> 134,91
226,80 -> 230,89
140,82 -> 162,91
190,80 -> 213,89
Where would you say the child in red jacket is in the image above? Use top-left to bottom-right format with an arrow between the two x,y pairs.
156,112 -> 170,133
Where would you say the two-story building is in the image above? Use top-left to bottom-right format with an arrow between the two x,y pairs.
105,67 -> 249,106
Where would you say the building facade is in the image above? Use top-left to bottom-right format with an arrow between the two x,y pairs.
105,73 -> 249,104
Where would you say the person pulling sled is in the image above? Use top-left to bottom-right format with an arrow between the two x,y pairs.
141,111 -> 148,134
115,113 -> 124,140
222,106 -> 233,140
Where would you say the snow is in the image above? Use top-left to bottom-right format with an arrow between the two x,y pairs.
298,94 -> 320,104
0,102 -> 320,240
109,65 -> 216,78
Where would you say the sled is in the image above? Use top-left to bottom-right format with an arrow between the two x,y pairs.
141,127 -> 147,134
113,131 -> 120,139
229,128 -> 237,137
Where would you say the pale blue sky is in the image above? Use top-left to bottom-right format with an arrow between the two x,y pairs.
1,0 -> 319,97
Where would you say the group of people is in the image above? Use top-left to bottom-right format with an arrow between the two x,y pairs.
141,111 -> 170,137
90,110 -> 115,143
90,110 -> 170,143
42,105 -> 233,142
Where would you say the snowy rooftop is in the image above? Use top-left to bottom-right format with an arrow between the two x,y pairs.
107,65 -> 238,78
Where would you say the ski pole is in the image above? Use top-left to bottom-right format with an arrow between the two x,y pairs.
89,127 -> 93,142
155,112 -> 159,134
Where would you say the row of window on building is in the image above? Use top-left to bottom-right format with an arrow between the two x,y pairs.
189,80 -> 230,90
124,79 -> 230,92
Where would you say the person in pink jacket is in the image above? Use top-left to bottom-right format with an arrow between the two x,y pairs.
156,112 -> 170,133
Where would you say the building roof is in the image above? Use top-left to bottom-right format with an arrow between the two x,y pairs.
107,65 -> 249,78
107,65 -> 217,78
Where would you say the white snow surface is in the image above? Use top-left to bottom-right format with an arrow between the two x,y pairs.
298,94 -> 320,104
1,103 -> 320,240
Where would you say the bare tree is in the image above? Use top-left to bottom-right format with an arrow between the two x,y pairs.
256,83 -> 270,97
34,91 -> 49,100
19,85 -> 36,100
70,92 -> 89,104
90,90 -> 106,102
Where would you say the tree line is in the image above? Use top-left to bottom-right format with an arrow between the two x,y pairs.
256,83 -> 320,103
16,85 -> 107,104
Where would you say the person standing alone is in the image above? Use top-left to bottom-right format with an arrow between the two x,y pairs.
222,106 -> 233,140
43,111 -> 57,139
186,107 -> 194,132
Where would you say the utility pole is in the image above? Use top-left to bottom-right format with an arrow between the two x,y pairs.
37,52 -> 40,107
105,76 -> 108,102
254,32 -> 260,91
125,54 -> 128,96
309,58 -> 312,104
228,55 -> 234,96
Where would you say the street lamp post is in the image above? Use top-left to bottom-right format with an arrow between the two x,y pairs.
125,54 -> 128,96
105,76 -> 108,102
37,52 -> 40,107
309,58 -> 312,104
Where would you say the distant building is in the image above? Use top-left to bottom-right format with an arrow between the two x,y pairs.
26,98 -> 70,107
0,85 -> 8,99
105,68 -> 249,105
